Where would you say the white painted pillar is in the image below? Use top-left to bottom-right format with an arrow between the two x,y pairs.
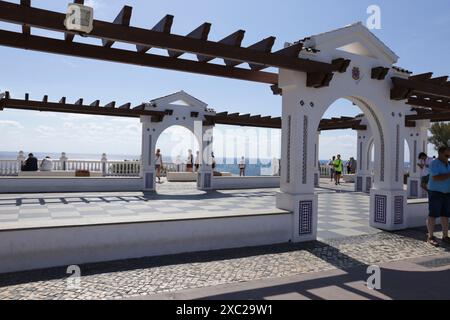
59,152 -> 68,171
355,125 -> 374,193
405,120 -> 430,198
101,153 -> 107,176
140,116 -> 156,192
17,151 -> 25,171
196,122 -> 214,190
369,114 -> 408,231
276,87 -> 318,242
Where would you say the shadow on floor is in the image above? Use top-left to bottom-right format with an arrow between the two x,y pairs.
197,265 -> 450,300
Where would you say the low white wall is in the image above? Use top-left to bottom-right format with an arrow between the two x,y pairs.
0,177 -> 142,193
406,199 -> 437,228
0,213 -> 291,273
213,176 -> 280,189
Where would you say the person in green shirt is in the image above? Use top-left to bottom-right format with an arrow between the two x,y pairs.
333,154 -> 344,185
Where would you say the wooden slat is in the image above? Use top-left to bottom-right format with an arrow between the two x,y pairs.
429,76 -> 449,85
332,58 -> 351,73
392,77 -> 450,100
59,97 -> 66,104
136,15 -> 174,53
168,23 -> 211,58
75,98 -> 83,105
198,30 -> 245,62
20,0 -> 31,35
104,101 -> 116,108
102,6 -> 133,48
226,37 -> 276,68
410,72 -> 433,81
90,100 -> 100,107
274,43 -> 303,58
118,102 -> 131,110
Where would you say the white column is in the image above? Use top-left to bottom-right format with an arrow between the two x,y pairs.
141,116 -> 156,192
196,121 -> 214,190
276,87 -> 318,242
314,131 -> 320,188
405,120 -> 430,198
369,114 -> 408,231
17,151 -> 25,171
59,152 -> 68,171
101,153 -> 108,176
355,126 -> 374,193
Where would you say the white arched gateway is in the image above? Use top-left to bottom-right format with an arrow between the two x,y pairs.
276,23 -> 414,241
140,91 -> 215,192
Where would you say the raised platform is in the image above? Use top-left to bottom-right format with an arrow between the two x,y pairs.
0,177 -> 142,193
18,171 -> 103,177
0,180 -> 431,274
0,188 -> 290,273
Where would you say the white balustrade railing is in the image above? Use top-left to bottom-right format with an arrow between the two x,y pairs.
105,161 -> 140,177
0,155 -> 141,177
0,160 -> 21,176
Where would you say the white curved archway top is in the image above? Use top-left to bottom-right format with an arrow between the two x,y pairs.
301,22 -> 399,66
145,90 -> 216,118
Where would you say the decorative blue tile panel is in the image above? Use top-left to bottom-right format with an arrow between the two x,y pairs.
394,196 -> 404,225
366,177 -> 372,193
356,176 -> 363,192
299,201 -> 313,235
374,195 -> 387,224
410,180 -> 419,198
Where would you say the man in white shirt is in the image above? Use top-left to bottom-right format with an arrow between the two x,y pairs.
418,152 -> 432,191
40,156 -> 53,172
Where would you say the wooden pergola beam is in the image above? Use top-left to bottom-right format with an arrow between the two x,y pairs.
391,77 -> 450,100
0,29 -> 278,85
0,97 -> 165,118
0,1 -> 334,74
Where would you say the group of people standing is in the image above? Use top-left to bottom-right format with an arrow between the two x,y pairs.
328,155 -> 344,185
154,149 -> 223,183
327,155 -> 357,186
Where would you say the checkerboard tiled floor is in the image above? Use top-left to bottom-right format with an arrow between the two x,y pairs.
0,179 -> 376,240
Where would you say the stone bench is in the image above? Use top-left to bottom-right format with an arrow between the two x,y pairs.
166,172 -> 232,182
18,171 -> 103,177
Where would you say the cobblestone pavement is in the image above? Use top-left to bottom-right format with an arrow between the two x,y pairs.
0,228 -> 448,300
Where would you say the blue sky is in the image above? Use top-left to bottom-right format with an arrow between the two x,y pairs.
0,0 -> 449,160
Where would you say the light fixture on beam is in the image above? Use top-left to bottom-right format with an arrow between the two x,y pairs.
64,3 -> 94,34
